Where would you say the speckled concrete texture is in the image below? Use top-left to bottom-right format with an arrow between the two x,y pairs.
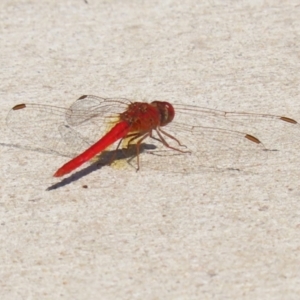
1,1 -> 300,299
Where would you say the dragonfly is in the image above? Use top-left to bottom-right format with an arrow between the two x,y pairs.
6,95 -> 299,177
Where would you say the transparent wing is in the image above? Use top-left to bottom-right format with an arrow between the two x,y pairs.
174,103 -> 300,152
6,96 -> 131,157
6,96 -> 300,174
65,95 -> 130,126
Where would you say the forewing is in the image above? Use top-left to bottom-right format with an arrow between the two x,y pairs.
174,103 -> 300,152
6,96 -> 130,157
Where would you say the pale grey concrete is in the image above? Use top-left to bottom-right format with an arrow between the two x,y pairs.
1,0 -> 300,299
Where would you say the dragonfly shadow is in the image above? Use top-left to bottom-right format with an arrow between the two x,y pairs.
96,142 -> 155,165
46,143 -> 156,191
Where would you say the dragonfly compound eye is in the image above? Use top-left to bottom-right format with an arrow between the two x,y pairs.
151,101 -> 175,127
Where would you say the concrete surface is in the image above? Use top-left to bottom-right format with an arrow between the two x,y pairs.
1,0 -> 300,299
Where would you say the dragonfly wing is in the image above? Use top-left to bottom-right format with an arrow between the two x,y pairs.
66,95 -> 129,126
175,104 -> 300,152
7,103 -> 95,157
134,122 -> 268,173
6,97 -> 132,159
64,95 -> 132,147
215,112 -> 300,153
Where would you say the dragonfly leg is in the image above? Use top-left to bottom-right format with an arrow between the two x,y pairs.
152,127 -> 191,154
125,132 -> 152,170
158,127 -> 188,148
133,133 -> 151,171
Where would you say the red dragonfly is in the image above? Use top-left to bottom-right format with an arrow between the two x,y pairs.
6,95 -> 299,177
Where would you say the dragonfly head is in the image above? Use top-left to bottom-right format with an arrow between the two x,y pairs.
151,101 -> 175,127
